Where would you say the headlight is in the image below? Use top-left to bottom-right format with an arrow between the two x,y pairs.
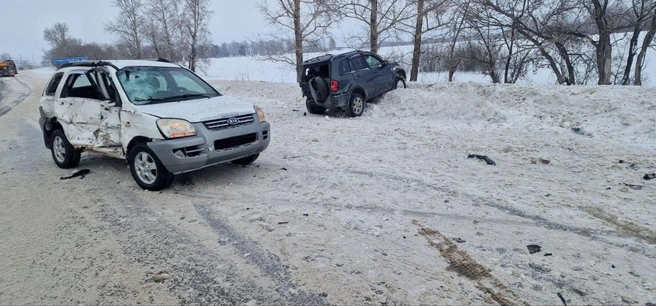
157,119 -> 196,138
255,106 -> 266,123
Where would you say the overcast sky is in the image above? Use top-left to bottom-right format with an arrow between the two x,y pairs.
0,0 -> 269,63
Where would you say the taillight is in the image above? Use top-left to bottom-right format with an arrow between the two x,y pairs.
330,80 -> 339,93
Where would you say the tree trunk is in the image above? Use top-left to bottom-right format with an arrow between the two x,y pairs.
503,25 -> 515,83
635,14 -> 656,85
555,42 -> 575,85
293,0 -> 303,83
621,27 -> 641,85
448,4 -> 468,82
410,0 -> 424,82
591,0 -> 612,85
370,0 -> 379,53
596,36 -> 612,85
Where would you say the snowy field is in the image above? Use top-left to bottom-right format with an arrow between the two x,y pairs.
202,78 -> 656,304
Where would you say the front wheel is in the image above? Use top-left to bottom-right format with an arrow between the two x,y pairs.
394,77 -> 406,89
346,93 -> 365,117
129,143 -> 174,191
51,129 -> 81,169
231,153 -> 260,165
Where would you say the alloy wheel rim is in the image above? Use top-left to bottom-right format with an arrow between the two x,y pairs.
135,152 -> 157,184
353,97 -> 363,114
53,136 -> 66,162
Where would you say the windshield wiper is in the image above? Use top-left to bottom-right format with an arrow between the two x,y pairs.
162,93 -> 214,101
133,93 -> 214,103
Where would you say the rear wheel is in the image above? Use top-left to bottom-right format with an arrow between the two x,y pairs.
346,93 -> 365,117
129,143 -> 174,191
51,129 -> 81,169
231,153 -> 260,165
305,97 -> 327,114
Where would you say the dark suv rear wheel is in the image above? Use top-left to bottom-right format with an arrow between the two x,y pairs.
346,93 -> 365,117
306,97 -> 327,114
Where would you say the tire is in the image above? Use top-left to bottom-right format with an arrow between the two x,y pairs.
305,97 -> 327,114
394,76 -> 406,89
310,77 -> 329,103
128,143 -> 174,191
346,93 -> 365,117
231,153 -> 260,165
51,129 -> 81,169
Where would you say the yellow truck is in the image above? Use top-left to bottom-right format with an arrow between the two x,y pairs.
0,60 -> 17,77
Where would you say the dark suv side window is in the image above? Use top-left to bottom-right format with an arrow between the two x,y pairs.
339,60 -> 353,76
364,54 -> 383,69
44,72 -> 64,96
349,55 -> 368,71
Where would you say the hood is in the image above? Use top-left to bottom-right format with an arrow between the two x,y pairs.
134,95 -> 256,122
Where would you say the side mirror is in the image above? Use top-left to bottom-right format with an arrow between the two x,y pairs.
383,60 -> 388,67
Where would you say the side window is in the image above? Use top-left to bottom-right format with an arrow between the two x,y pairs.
62,73 -> 103,100
339,60 -> 353,76
349,55 -> 368,71
364,55 -> 383,69
44,72 -> 64,96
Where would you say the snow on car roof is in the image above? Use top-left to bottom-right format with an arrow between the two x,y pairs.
58,59 -> 182,70
107,60 -> 181,69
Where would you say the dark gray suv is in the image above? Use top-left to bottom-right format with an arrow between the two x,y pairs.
300,50 -> 406,117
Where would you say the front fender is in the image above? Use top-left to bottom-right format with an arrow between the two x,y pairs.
120,110 -> 163,152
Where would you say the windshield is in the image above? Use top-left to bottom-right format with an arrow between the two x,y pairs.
116,66 -> 220,105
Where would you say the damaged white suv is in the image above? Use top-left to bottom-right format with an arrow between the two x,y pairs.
39,60 -> 270,190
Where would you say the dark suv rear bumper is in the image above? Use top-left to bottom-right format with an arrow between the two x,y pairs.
317,93 -> 349,109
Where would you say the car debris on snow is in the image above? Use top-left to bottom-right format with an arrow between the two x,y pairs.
60,169 -> 90,180
467,154 -> 496,166
623,183 -> 643,190
527,244 -> 542,254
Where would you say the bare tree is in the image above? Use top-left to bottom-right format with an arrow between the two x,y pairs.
258,0 -> 335,82
635,8 -> 656,85
446,0 -> 470,82
476,0 -> 583,85
337,0 -> 415,53
181,0 -> 212,72
620,0 -> 656,84
400,0 -> 450,81
105,0 -> 146,59
43,23 -> 73,53
145,0 -> 185,61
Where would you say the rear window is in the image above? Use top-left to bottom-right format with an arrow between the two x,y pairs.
44,72 -> 64,96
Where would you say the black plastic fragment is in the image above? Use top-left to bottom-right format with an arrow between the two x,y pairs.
467,154 -> 496,166
527,244 -> 542,254
60,169 -> 91,180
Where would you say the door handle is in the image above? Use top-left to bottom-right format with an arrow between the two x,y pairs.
356,74 -> 361,77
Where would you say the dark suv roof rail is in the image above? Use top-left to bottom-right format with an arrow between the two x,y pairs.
59,60 -> 119,71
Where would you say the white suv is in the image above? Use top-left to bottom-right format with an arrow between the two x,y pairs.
39,60 -> 270,190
